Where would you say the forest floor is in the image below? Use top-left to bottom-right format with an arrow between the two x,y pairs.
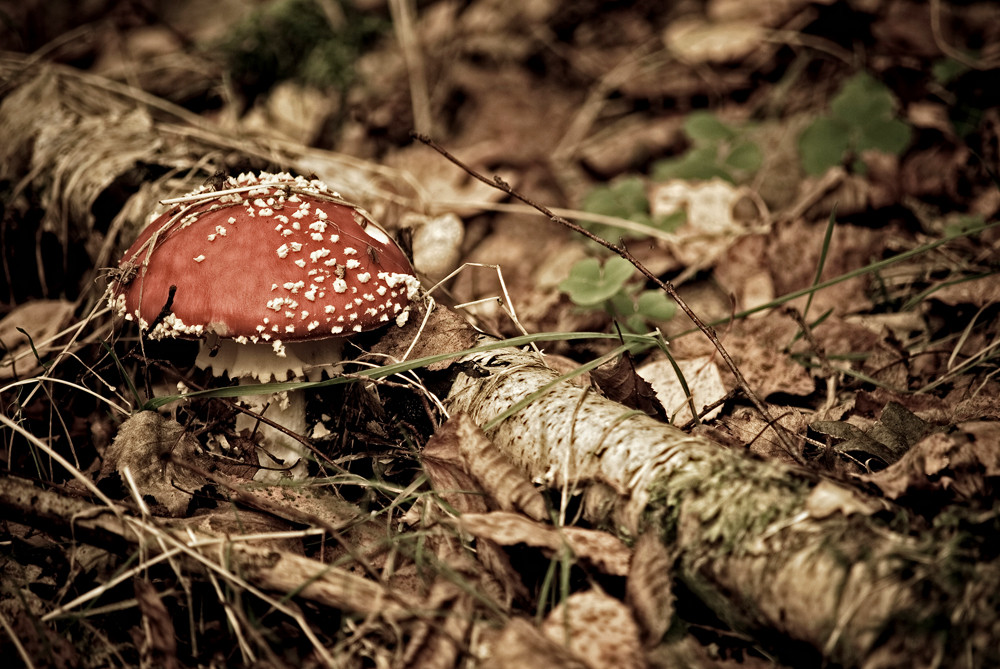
1,0 -> 1000,667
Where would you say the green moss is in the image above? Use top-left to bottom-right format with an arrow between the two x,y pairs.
644,451 -> 812,555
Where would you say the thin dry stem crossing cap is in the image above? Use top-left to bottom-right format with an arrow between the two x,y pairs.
110,171 -> 421,355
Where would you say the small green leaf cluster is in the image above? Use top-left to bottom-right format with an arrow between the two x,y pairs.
559,256 -> 676,332
652,111 -> 763,184
798,72 -> 913,176
580,176 -> 685,242
219,0 -> 388,96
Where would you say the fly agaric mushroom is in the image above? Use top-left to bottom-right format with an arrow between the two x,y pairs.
110,171 -> 421,479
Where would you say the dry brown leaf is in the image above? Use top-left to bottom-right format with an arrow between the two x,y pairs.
861,344 -> 910,391
578,115 -> 685,178
0,299 -> 76,380
541,589 -> 646,669
722,317 -> 817,399
625,532 -> 676,646
240,81 -> 333,145
929,274 -> 1000,308
99,411 -> 213,516
133,578 -> 179,669
713,234 -> 777,314
870,0 -> 941,58
484,617 -> 589,669
458,511 -> 631,577
384,143 -> 512,217
812,401 -> 930,466
637,356 -> 727,424
369,304 -> 480,372
862,422 -> 1000,502
593,354 -> 667,421
403,578 -> 473,669
718,405 -> 810,464
423,413 -> 547,521
805,479 -> 884,519
767,219 -> 888,317
649,178 -> 760,271
663,17 -> 768,64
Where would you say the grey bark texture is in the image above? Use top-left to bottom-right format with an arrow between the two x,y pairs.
446,339 -> 999,668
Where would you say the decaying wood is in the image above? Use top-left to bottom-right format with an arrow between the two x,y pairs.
444,337 -> 1000,667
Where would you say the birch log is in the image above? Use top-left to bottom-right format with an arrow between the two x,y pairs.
446,339 -> 999,668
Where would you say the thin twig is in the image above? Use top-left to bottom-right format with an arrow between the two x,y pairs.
412,132 -> 804,463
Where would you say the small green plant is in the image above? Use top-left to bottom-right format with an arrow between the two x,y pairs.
219,0 -> 387,98
652,111 -> 763,184
559,256 -> 676,332
580,176 -> 685,241
798,72 -> 913,176
932,57 -> 971,85
930,57 -> 983,140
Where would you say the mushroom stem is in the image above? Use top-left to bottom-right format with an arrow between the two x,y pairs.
195,339 -> 344,481
236,386 -> 310,480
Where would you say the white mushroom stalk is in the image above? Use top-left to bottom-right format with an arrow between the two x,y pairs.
110,171 -> 421,480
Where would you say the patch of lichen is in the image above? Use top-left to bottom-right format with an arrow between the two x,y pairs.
643,449 -> 814,554
217,0 -> 388,103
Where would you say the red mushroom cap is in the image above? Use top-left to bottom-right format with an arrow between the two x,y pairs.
110,172 -> 419,351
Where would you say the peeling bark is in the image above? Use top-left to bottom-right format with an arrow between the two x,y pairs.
446,339 -> 1000,667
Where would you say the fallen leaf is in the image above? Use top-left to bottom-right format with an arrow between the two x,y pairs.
637,356 -> 727,424
718,405 -> 810,464
0,299 -> 75,380
724,317 -> 817,399
929,274 -> 1000,308
862,422 -> 1000,502
805,479 -> 884,519
458,511 -> 631,577
423,413 -> 548,521
133,579 -> 179,669
812,401 -> 929,466
664,17 -> 768,64
650,178 -> 758,270
626,532 -> 676,646
541,589 -> 646,669
485,617 -> 589,669
593,353 -> 667,421
100,411 -> 213,516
